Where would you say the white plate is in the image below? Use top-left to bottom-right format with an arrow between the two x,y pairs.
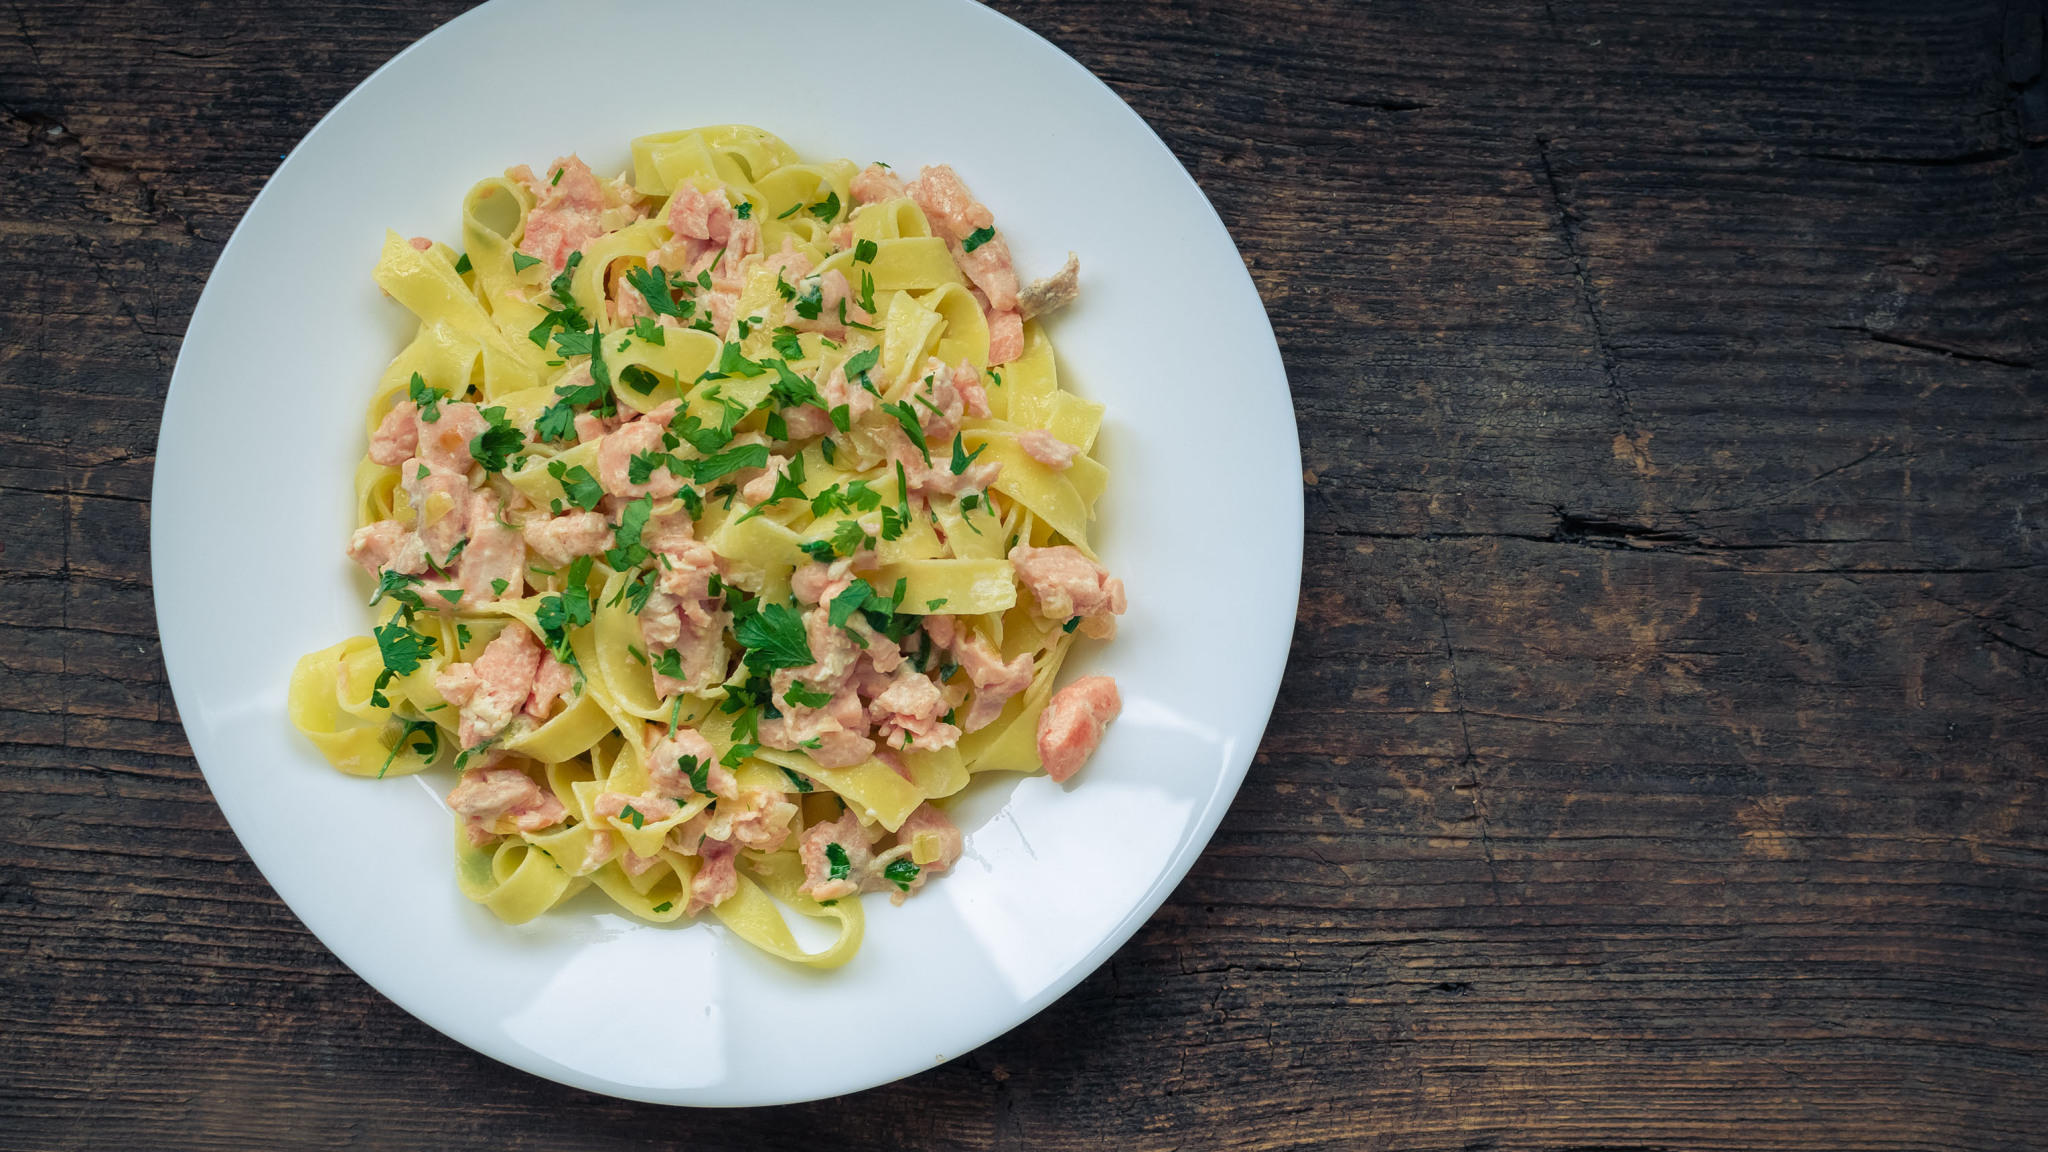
152,0 -> 1299,1106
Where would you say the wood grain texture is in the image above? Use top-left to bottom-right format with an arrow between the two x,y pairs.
3,1 -> 2045,1148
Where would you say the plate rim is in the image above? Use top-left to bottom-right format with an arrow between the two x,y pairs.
151,0 -> 1302,1106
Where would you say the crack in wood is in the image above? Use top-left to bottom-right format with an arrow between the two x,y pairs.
1826,325 -> 2035,369
1534,134 -> 1636,443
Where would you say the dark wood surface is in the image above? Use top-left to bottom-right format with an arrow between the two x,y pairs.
4,1 -> 2045,1147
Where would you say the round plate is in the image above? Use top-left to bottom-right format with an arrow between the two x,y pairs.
152,0 -> 1299,1106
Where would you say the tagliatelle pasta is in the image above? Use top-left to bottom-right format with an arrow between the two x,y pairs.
288,127 -> 1127,965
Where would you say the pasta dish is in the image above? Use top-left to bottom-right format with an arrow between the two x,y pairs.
288,126 -> 1124,966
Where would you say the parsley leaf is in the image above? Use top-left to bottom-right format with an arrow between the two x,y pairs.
678,754 -> 711,795
469,406 -> 524,473
373,617 -> 437,677
607,567 -> 658,615
408,373 -> 445,423
512,251 -> 543,272
949,431 -> 986,476
825,842 -> 851,881
606,496 -> 653,569
733,601 -> 815,670
651,648 -> 684,681
535,558 -> 594,659
780,767 -> 815,793
880,400 -> 930,465
828,580 -> 873,631
962,225 -> 995,253
378,717 -> 440,778
735,201 -> 753,219
546,460 -> 605,511
370,568 -> 425,612
624,264 -> 687,318
534,402 -> 577,444
452,253 -> 472,275
711,341 -> 765,379
836,519 -> 875,558
853,239 -> 877,264
691,442 -> 770,484
620,804 -> 644,830
883,857 -> 920,891
791,278 -> 823,321
764,358 -> 823,410
809,190 -> 841,222
857,269 -> 876,315
629,316 -> 667,346
618,364 -> 664,395
771,326 -> 805,360
842,346 -> 880,394
783,680 -> 833,709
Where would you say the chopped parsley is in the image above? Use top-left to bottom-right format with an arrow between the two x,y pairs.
791,278 -> 824,321
370,568 -> 425,612
534,556 -> 594,660
468,406 -> 524,473
1064,616 -> 1082,633
808,190 -> 841,222
491,579 -> 510,597
407,372 -> 446,423
546,460 -> 605,511
734,601 -> 815,671
629,316 -> 667,346
780,767 -> 815,793
783,680 -> 833,710
435,588 -> 463,606
620,804 -> 645,830
678,754 -> 711,795
373,616 -> 437,678
853,239 -> 877,264
882,857 -> 920,891
735,201 -> 753,219
652,900 -> 674,913
526,251 -> 589,351
691,442 -> 770,484
624,264 -> 692,319
880,400 -> 930,465
926,598 -> 948,610
764,358 -> 823,410
962,225 -> 995,253
618,364 -> 664,395
512,251 -> 543,272
606,496 -> 653,569
949,432 -> 986,476
651,648 -> 684,681
452,253 -> 472,275
737,456 -> 808,523
825,842 -> 851,881
771,326 -> 805,360
827,580 -> 874,633
378,718 -> 440,779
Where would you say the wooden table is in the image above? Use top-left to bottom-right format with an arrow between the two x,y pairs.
5,1 -> 2044,1147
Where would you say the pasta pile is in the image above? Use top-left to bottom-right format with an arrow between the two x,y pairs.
289,126 -> 1123,965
